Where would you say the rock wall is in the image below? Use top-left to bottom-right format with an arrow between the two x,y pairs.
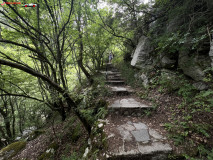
130,0 -> 213,84
131,35 -> 212,83
178,44 -> 205,81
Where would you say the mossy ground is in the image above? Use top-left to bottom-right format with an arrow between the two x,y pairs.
0,73 -> 111,160
0,141 -> 26,160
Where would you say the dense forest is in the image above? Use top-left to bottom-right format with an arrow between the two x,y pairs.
0,0 -> 212,159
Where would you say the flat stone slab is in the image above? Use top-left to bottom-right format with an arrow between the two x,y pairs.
107,76 -> 123,81
109,86 -> 133,94
109,98 -> 151,109
106,81 -> 125,83
104,119 -> 172,159
110,86 -> 129,91
131,130 -> 150,142
133,122 -> 148,130
101,71 -> 121,75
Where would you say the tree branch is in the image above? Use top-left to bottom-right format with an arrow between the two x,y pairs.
0,59 -> 64,93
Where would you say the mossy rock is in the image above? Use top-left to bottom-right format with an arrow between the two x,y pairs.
27,130 -> 45,141
159,69 -> 182,92
0,141 -> 26,160
38,142 -> 59,160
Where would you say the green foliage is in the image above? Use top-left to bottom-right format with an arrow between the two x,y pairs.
163,87 -> 213,158
137,90 -> 149,100
150,70 -> 196,95
77,74 -> 109,125
80,102 -> 108,126
88,120 -> 107,160
155,0 -> 170,6
207,149 -> 213,160
159,71 -> 181,92
183,145 -> 213,160
116,62 -> 141,88
154,70 -> 213,159
177,81 -> 196,100
57,116 -> 82,143
61,152 -> 80,160
38,142 -> 59,160
155,32 -> 182,54
0,0 -> 212,159
71,124 -> 82,142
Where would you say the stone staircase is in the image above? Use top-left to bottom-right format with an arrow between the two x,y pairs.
102,63 -> 172,160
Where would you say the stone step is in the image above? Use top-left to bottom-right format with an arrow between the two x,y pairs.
104,117 -> 172,160
101,71 -> 121,75
107,77 -> 123,80
109,98 -> 151,109
108,98 -> 152,116
106,81 -> 125,85
107,72 -> 121,75
106,74 -> 121,78
109,86 -> 133,96
107,75 -> 122,78
107,78 -> 124,82
107,68 -> 119,71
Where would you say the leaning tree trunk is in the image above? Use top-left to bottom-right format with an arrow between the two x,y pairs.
64,93 -> 91,135
0,59 -> 91,134
10,98 -> 16,138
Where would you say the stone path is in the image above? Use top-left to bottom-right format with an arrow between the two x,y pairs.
102,63 -> 172,160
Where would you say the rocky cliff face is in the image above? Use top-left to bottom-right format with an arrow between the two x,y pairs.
131,35 -> 212,83
178,43 -> 205,81
130,0 -> 213,87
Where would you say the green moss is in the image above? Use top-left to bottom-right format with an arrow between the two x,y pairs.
0,141 -> 26,160
38,142 -> 59,160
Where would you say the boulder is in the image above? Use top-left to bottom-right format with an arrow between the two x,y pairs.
178,47 -> 205,81
22,126 -> 37,140
140,73 -> 149,87
160,54 -> 176,69
193,82 -> 208,91
131,36 -> 154,69
160,69 -> 181,91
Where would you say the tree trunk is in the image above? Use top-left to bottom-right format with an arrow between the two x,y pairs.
54,99 -> 66,121
77,8 -> 93,85
4,117 -> 12,139
10,98 -> 16,138
64,93 -> 91,135
0,101 -> 12,140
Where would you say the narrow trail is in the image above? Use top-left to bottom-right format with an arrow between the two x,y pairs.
102,63 -> 172,160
